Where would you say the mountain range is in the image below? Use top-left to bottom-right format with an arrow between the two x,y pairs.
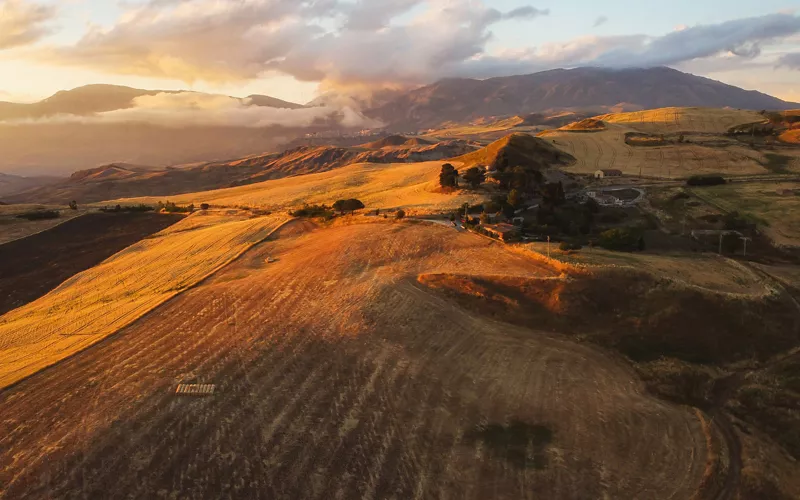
365,67 -> 798,130
0,67 -> 796,178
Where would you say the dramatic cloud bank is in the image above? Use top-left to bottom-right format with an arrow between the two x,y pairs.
6,0 -> 797,101
3,92 -> 381,128
0,0 -> 55,50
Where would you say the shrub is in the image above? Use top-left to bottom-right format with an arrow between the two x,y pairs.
687,175 -> 726,186
157,201 -> 194,213
200,203 -> 210,210
333,199 -> 365,214
396,209 -> 406,219
290,204 -> 334,219
598,227 -> 645,252
68,200 -> 78,210
559,241 -> 582,251
16,210 -> 59,221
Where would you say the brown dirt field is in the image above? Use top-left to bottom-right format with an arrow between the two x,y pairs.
0,221 -> 710,499
0,212 -> 183,315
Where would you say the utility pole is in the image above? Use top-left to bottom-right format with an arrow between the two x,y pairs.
718,232 -> 724,255
740,236 -> 752,257
547,236 -> 551,259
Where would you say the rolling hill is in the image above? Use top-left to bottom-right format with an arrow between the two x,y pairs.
453,132 -> 574,170
5,138 -> 476,204
367,67 -> 799,130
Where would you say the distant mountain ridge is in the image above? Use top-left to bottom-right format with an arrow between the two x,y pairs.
0,84 -> 305,121
4,137 -> 477,204
366,67 -> 799,130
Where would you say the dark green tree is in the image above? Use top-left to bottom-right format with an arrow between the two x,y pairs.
439,163 -> 459,189
333,199 -> 365,214
462,167 -> 486,189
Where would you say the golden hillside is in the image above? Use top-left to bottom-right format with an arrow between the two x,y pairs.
0,212 -> 288,388
110,160 -> 487,214
595,107 -> 764,134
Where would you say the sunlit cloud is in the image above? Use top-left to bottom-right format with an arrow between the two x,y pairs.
0,0 -> 56,50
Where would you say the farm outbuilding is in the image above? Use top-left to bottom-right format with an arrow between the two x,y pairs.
594,169 -> 623,179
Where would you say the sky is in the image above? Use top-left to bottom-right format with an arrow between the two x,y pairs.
0,0 -> 798,104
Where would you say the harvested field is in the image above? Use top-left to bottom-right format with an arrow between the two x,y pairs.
110,160 -> 487,215
596,107 -> 764,134
0,220 -> 711,499
0,211 -> 288,389
0,212 -> 183,315
541,124 -> 768,178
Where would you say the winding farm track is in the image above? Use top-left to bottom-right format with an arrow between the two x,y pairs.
0,221 -> 709,499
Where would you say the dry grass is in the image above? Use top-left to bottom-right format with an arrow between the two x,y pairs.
694,182 -> 800,247
423,116 -> 525,139
522,244 -> 770,296
108,160 -> 487,215
0,212 -> 288,389
559,118 -> 606,131
540,124 -> 768,178
596,107 -> 764,134
779,128 -> 800,145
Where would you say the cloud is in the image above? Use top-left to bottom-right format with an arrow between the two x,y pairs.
591,13 -> 800,68
2,91 -> 382,128
30,2 -> 800,95
777,52 -> 800,69
37,0 -> 548,87
593,16 -> 608,28
0,0 -> 56,50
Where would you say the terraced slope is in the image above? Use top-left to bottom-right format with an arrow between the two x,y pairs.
0,221 -> 710,499
0,211 -> 288,388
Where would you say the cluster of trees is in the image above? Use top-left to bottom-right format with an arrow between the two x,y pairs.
290,204 -> 334,219
597,227 -> 646,252
100,204 -> 155,213
439,164 -> 487,190
157,201 -> 194,213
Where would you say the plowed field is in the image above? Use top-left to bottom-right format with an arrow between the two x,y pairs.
0,211 -> 288,389
0,221 -> 709,499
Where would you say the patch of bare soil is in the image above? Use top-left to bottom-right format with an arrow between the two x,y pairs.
0,212 -> 183,315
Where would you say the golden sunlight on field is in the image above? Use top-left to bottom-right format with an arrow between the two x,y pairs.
112,161 -> 486,214
0,212 -> 288,389
596,107 -> 764,134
